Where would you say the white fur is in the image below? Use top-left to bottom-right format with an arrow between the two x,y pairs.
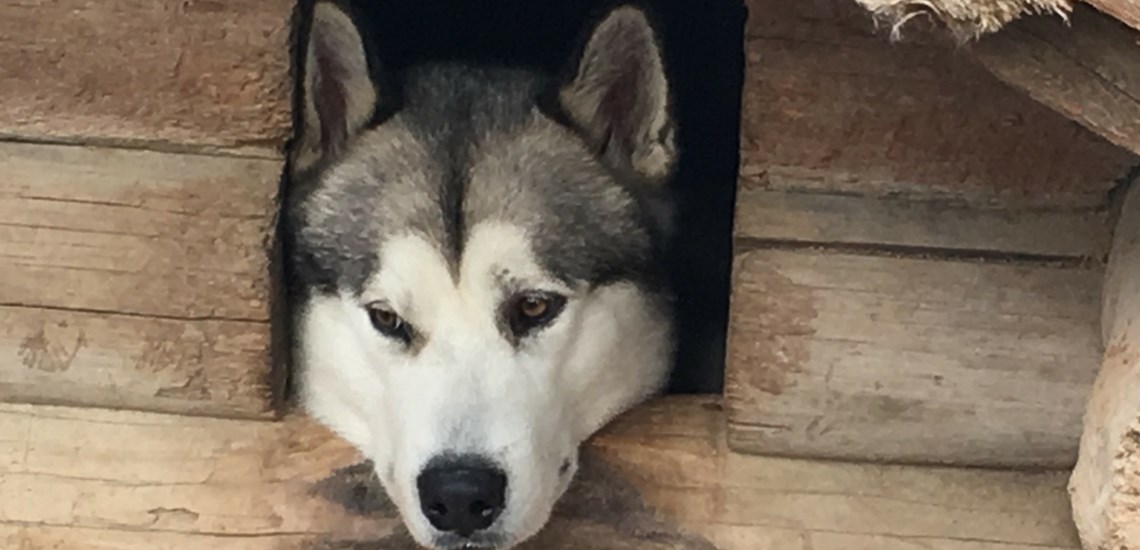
297,222 -> 670,548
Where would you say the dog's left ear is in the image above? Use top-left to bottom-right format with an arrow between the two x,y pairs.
559,6 -> 676,183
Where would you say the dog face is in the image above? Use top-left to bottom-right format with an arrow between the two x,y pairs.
286,4 -> 676,548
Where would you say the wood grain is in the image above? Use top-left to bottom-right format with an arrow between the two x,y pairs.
973,3 -> 1140,156
725,247 -> 1103,468
0,142 -> 279,418
0,0 -> 293,152
734,187 -> 1111,258
0,525 -> 331,550
0,397 -> 1082,549
0,306 -> 272,419
0,142 -> 278,320
741,0 -> 1136,202
1070,179 -> 1140,550
0,403 -> 392,544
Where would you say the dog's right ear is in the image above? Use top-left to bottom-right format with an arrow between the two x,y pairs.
293,1 -> 377,173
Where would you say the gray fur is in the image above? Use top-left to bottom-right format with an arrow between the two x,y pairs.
287,6 -> 676,299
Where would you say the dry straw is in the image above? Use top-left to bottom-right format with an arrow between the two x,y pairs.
856,0 -> 1072,40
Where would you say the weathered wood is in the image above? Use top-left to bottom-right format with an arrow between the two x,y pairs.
1085,0 -> 1140,31
725,247 -> 1102,468
741,0 -> 1135,202
0,142 -> 277,320
1070,180 -> 1140,550
0,402 -> 390,545
0,397 -> 1081,549
0,306 -> 271,419
0,525 -> 329,550
0,0 -> 292,152
735,187 -> 1111,258
973,3 -> 1140,157
0,142 -> 279,418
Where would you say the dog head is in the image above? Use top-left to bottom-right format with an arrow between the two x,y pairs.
286,3 -> 677,548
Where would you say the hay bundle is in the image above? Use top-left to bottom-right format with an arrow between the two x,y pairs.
856,0 -> 1072,39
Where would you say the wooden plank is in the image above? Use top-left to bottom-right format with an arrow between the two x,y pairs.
973,3 -> 1140,157
0,142 -> 277,321
734,187 -> 1111,258
0,403 -> 394,545
0,0 -> 292,152
1085,0 -> 1140,31
0,397 -> 1081,549
725,247 -> 1103,468
0,524 -> 330,550
0,142 -> 279,418
741,0 -> 1136,202
0,306 -> 271,419
1070,179 -> 1140,550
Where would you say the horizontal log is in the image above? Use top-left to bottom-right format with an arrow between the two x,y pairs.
725,247 -> 1102,467
741,0 -> 1135,202
973,3 -> 1140,156
1069,179 -> 1140,549
0,142 -> 277,320
0,525 -> 329,550
734,187 -> 1111,258
0,306 -> 272,419
0,0 -> 293,152
0,142 -> 280,418
0,397 -> 1081,549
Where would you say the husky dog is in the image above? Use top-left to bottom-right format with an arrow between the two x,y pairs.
285,1 -> 677,547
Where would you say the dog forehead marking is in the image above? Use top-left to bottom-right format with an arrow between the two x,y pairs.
367,222 -> 558,332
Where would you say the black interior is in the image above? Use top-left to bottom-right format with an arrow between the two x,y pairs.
288,0 -> 746,394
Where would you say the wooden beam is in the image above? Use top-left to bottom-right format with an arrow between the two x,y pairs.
0,0 -> 293,153
725,246 -> 1102,468
0,142 -> 278,320
0,142 -> 279,419
1070,179 -> 1140,549
741,0 -> 1135,203
735,187 -> 1111,258
0,397 -> 1082,549
973,3 -> 1140,156
1084,0 -> 1140,31
0,306 -> 271,419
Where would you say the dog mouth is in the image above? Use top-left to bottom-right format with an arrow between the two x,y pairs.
436,538 -> 506,550
432,530 -> 510,550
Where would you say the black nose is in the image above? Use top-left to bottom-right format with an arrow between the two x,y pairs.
416,455 -> 507,537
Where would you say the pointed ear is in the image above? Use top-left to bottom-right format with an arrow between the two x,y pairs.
293,1 -> 377,173
559,6 -> 676,183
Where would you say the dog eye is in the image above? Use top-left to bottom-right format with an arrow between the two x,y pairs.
508,292 -> 566,336
366,303 -> 411,342
520,296 -> 549,318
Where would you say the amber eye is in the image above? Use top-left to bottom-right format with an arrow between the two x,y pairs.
507,292 -> 567,337
519,296 -> 549,319
366,303 -> 411,342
